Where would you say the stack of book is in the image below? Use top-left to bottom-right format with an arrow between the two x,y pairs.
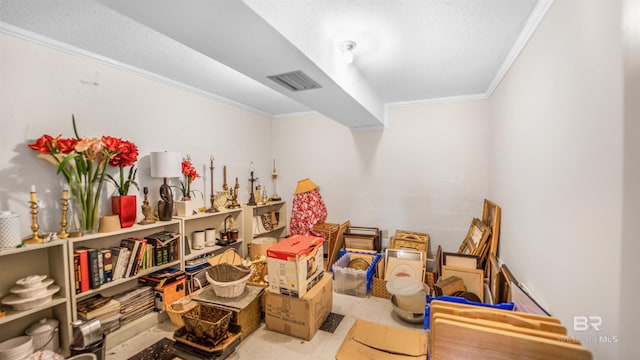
113,286 -> 155,326
76,295 -> 122,334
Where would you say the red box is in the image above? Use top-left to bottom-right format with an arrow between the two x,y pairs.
267,235 -> 324,298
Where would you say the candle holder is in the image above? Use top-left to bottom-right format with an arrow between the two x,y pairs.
57,189 -> 70,239
271,159 -> 281,201
227,177 -> 241,208
23,192 -> 44,245
247,171 -> 258,206
207,156 -> 218,213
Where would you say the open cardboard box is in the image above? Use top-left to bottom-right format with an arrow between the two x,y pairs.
336,319 -> 428,360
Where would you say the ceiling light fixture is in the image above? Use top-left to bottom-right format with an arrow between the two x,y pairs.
341,40 -> 357,64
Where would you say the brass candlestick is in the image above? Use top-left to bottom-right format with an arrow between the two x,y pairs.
247,171 -> 258,206
227,176 -> 240,208
207,155 -> 217,213
23,191 -> 44,244
57,189 -> 69,239
271,159 -> 281,201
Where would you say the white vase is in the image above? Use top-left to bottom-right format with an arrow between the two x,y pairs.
175,200 -> 194,217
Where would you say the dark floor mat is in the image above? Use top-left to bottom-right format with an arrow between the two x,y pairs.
319,312 -> 345,333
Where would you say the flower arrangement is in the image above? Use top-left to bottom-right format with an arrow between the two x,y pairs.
179,155 -> 200,200
105,138 -> 139,196
27,115 -> 128,232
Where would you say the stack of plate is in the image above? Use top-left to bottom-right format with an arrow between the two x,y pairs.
1,275 -> 60,311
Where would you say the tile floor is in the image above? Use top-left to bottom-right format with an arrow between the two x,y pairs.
107,292 -> 425,360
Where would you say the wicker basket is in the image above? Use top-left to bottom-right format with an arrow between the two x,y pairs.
206,249 -> 253,298
166,278 -> 202,328
371,277 -> 392,299
182,303 -> 232,345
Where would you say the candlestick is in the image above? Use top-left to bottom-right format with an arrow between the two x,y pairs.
23,189 -> 44,244
223,165 -> 228,190
58,189 -> 70,239
207,155 -> 217,213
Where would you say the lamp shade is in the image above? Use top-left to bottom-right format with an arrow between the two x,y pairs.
150,151 -> 182,178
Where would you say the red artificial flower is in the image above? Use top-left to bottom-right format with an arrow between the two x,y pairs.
182,160 -> 200,180
27,134 -> 59,153
57,138 -> 78,154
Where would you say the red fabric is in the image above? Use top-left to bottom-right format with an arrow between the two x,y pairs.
289,189 -> 327,237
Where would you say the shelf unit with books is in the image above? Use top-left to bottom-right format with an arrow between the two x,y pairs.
242,200 -> 288,257
65,219 -> 181,350
0,240 -> 72,355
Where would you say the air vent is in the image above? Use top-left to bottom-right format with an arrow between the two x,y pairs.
267,70 -> 322,92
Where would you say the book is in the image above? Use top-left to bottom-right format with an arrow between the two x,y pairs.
131,238 -> 147,276
116,247 -> 131,280
120,239 -> 141,279
101,249 -> 113,282
74,248 -> 90,293
77,295 -> 121,320
97,250 -> 104,285
86,248 -> 101,290
73,253 -> 80,294
145,231 -> 180,247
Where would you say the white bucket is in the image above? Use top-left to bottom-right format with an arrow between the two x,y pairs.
25,318 -> 59,352
0,211 -> 21,248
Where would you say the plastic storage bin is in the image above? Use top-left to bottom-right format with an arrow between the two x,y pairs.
332,250 -> 380,297
423,294 -> 515,330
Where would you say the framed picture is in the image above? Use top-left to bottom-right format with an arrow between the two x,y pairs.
498,263 -> 517,303
511,281 -> 551,316
395,229 -> 430,244
441,265 -> 484,300
482,199 -> 501,263
458,218 -> 490,256
385,248 -> 423,280
442,252 -> 480,269
488,254 -> 500,304
390,236 -> 428,265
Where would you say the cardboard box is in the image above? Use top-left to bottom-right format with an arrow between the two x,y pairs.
267,234 -> 324,298
152,277 -> 186,311
336,319 -> 428,360
264,273 -> 332,341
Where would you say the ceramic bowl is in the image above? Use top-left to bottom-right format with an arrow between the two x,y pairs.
15,275 -> 47,288
390,295 -> 425,324
0,336 -> 33,360
1,285 -> 60,311
10,278 -> 54,298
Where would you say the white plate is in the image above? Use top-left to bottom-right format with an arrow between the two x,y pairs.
1,285 -> 60,311
10,279 -> 54,298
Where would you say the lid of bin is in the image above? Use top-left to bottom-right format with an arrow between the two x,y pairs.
386,276 -> 424,297
26,318 -> 59,335
0,211 -> 18,219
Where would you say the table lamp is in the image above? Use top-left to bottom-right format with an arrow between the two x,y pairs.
150,151 -> 181,221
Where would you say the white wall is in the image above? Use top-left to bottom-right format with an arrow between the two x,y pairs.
272,100 -> 490,251
0,32 -> 273,236
621,0 -> 640,358
490,0 -> 624,357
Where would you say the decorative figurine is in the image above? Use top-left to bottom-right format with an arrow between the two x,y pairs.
139,187 -> 156,225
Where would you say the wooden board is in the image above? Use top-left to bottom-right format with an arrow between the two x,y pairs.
430,318 -> 591,360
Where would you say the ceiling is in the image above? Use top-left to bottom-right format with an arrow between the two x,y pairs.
0,0 -> 550,129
